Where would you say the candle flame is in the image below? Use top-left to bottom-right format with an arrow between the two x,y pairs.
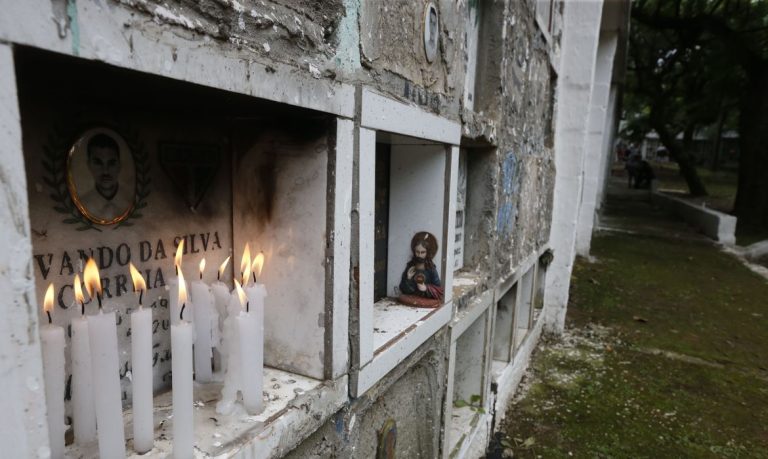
174,239 -> 185,269
240,243 -> 251,285
43,283 -> 54,313
129,262 -> 147,293
234,279 -> 247,309
83,258 -> 102,299
74,274 -> 85,305
218,256 -> 231,279
178,269 -> 188,306
252,252 -> 265,279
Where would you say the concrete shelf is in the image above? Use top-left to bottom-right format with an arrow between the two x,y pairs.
66,369 -> 347,459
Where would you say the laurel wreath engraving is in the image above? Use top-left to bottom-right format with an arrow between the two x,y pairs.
43,123 -> 151,231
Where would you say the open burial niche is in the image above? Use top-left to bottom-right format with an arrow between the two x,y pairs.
373,132 -> 448,302
18,46 -> 337,425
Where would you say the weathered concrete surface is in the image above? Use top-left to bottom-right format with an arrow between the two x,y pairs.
0,42 -> 50,459
115,0 -> 344,64
490,0 -> 557,282
285,330 -> 449,458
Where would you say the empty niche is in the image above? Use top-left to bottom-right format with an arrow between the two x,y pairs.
449,310 -> 490,452
532,253 -> 549,325
514,266 -> 536,351
455,145 -> 496,274
492,282 -> 518,363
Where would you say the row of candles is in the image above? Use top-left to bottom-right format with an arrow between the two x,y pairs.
40,242 -> 267,459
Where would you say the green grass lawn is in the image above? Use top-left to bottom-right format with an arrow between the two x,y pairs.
652,162 -> 737,213
490,232 -> 768,458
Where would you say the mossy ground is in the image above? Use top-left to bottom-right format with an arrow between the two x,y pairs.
489,190 -> 768,458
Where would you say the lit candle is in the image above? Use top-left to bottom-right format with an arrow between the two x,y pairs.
210,256 -> 231,373
71,274 -> 96,445
84,258 -> 127,459
172,270 -> 194,459
247,252 -> 268,314
191,258 -> 216,382
236,277 -> 265,415
169,241 -> 193,326
129,263 -> 154,454
40,283 -> 66,459
216,246 -> 251,415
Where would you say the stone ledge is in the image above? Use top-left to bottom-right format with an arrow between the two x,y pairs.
66,370 -> 347,459
651,191 -> 737,245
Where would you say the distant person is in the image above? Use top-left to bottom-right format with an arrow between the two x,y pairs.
625,152 -> 641,188
634,160 -> 655,189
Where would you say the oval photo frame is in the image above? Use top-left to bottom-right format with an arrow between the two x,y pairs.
66,128 -> 136,226
423,2 -> 439,63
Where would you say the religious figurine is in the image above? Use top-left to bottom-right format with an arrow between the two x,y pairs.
398,232 -> 444,308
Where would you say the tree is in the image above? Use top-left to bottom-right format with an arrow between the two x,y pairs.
630,0 -> 768,226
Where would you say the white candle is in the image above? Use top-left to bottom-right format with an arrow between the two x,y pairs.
210,280 -> 229,373
241,254 -> 266,415
40,284 -> 66,459
172,270 -> 194,459
84,259 -> 126,459
191,259 -> 215,382
169,241 -> 193,326
131,307 -> 153,453
237,287 -> 264,415
216,287 -> 244,415
211,256 -> 232,373
71,275 -> 96,445
129,263 -> 153,454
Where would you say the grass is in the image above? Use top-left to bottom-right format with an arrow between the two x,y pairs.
489,232 -> 768,458
651,162 -> 737,214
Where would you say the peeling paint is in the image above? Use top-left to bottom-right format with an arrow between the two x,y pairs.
66,0 -> 80,55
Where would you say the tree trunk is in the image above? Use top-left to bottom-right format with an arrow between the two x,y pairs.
734,66 -> 768,226
652,117 -> 708,196
711,106 -> 727,172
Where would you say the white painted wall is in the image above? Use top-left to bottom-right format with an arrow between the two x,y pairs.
543,0 -> 604,334
386,145 -> 447,297
0,43 -> 51,458
358,128 -> 377,366
575,31 -> 618,256
331,120 -> 354,378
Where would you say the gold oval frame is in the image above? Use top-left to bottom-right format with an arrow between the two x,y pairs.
66,128 -> 135,226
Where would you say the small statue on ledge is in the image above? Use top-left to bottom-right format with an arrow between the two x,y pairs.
398,231 -> 444,308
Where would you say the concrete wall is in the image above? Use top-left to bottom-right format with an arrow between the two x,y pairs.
0,0 -> 627,456
543,0 -> 604,334
0,43 -> 50,459
575,30 -> 619,256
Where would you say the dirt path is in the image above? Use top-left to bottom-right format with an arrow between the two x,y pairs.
487,183 -> 768,458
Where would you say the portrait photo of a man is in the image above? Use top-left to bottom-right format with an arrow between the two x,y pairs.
67,128 -> 136,225
423,3 -> 439,63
